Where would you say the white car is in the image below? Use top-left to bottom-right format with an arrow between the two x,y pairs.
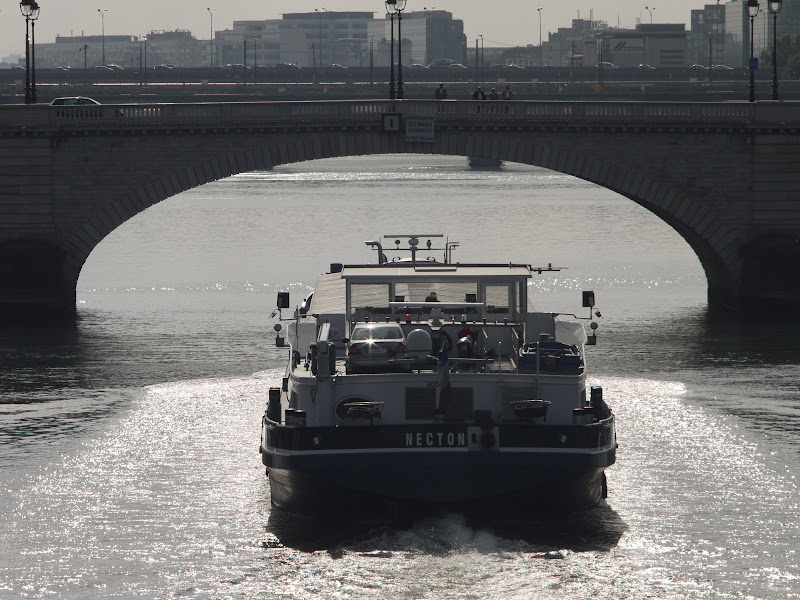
346,323 -> 407,373
50,96 -> 100,106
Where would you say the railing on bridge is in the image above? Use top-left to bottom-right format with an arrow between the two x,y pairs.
0,99 -> 794,131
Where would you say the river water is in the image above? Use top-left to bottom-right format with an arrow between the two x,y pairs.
1,155 -> 799,599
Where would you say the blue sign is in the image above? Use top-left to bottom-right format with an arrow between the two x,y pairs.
749,57 -> 759,70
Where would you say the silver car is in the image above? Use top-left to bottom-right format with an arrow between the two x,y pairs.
50,96 -> 100,106
346,323 -> 407,373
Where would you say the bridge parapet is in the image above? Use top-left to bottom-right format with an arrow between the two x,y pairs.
2,99 -> 795,133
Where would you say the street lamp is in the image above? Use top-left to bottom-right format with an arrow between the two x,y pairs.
385,0 -> 396,99
370,35 -> 374,85
20,0 -> 40,104
315,8 -> 326,75
386,0 -> 407,99
645,6 -> 655,23
537,7 -> 543,67
708,32 -> 713,83
30,1 -> 39,103
747,0 -> 759,102
253,35 -> 258,82
98,9 -> 107,66
769,0 -> 782,100
479,33 -> 484,85
79,44 -> 88,85
207,8 -> 215,69
139,36 -> 147,86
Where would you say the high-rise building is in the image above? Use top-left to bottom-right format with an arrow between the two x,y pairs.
396,10 -> 467,66
690,4 -> 726,66
279,12 -> 374,67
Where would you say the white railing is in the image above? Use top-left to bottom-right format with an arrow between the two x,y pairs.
0,99 -> 796,131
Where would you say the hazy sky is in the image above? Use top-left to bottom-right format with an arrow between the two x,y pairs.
1,0 -> 702,59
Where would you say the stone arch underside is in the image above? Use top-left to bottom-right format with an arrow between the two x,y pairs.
63,129 -> 739,305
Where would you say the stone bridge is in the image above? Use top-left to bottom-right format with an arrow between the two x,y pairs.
1,99 -> 799,317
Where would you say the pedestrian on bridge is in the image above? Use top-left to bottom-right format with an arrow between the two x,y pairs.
471,86 -> 486,100
488,88 -> 499,100
434,84 -> 448,99
501,85 -> 514,100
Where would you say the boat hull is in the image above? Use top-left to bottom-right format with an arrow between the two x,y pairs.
262,439 -> 615,518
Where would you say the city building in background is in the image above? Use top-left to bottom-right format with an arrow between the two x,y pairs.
216,21 -> 280,67
278,12 -> 373,67
145,30 -> 207,68
19,8 -> 467,70
543,19 -> 608,67
690,3 -> 726,66
392,10 -> 467,66
35,34 -> 138,69
581,23 -> 687,68
10,3 -> 800,72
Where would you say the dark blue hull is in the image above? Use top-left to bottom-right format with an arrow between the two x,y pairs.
261,420 -> 616,518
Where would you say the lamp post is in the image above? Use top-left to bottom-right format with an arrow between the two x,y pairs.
315,8 -> 326,77
479,33 -> 484,86
747,0 -> 759,102
386,0 -> 396,99
598,31 -> 605,85
708,32 -> 712,83
395,0 -> 408,99
207,8 -> 214,69
20,0 -> 40,104
98,9 -> 106,66
139,36 -> 147,86
252,35 -> 258,82
645,6 -> 655,23
79,44 -> 88,85
30,1 -> 39,103
537,7 -> 543,67
139,36 -> 142,86
769,0 -> 782,100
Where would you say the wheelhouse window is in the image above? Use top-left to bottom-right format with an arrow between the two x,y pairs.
393,281 -> 478,304
350,283 -> 390,314
485,284 -> 511,314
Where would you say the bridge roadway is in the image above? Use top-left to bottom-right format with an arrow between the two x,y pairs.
1,99 -> 799,317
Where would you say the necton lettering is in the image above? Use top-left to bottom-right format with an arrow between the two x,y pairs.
404,431 -> 467,447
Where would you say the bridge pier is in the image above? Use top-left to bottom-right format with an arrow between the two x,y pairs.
0,240 -> 77,319
737,234 -> 800,311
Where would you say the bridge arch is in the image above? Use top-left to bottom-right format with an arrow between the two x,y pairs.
65,130 -> 736,313
2,99 -> 799,316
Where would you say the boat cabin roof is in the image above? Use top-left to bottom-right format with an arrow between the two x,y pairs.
340,263 -> 533,281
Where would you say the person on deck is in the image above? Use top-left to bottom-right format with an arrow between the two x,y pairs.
425,292 -> 439,302
434,84 -> 448,99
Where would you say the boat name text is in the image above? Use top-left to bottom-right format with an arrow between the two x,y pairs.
405,432 -> 466,447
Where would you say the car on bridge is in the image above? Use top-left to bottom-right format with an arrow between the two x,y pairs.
271,63 -> 301,71
50,96 -> 100,106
